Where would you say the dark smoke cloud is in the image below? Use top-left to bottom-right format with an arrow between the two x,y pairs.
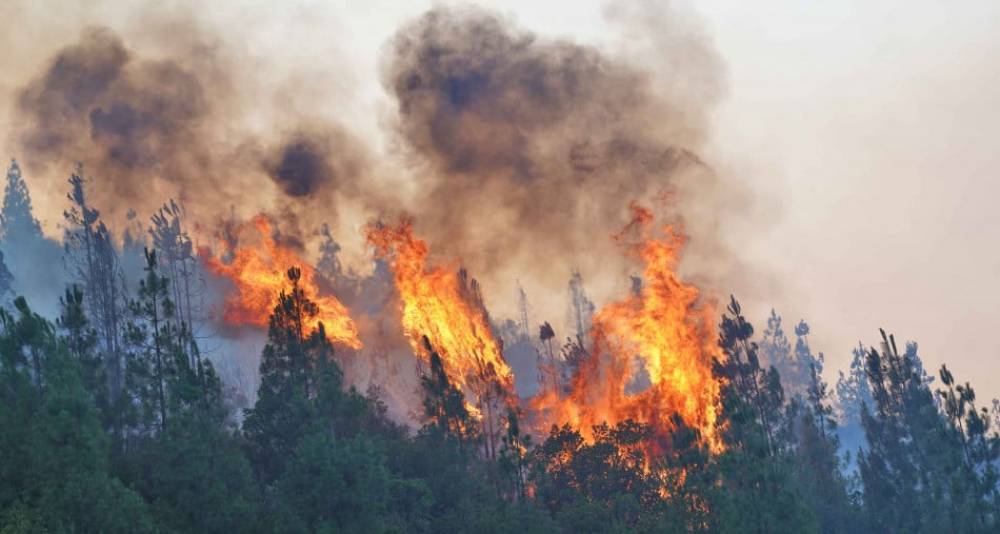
387,9 -> 655,179
16,26 -> 210,200
261,127 -> 366,199
381,5 -> 726,311
11,19 -> 373,249
268,140 -> 330,197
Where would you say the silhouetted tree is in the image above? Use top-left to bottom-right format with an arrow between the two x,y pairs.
149,200 -> 205,365
0,160 -> 42,243
0,159 -> 65,317
936,364 -> 1000,530
760,309 -> 793,385
836,342 -> 875,460
0,251 -> 13,300
857,330 -> 971,533
567,270 -> 595,342
420,336 -> 476,449
64,167 -> 128,444
794,359 -> 859,533
713,296 -> 815,533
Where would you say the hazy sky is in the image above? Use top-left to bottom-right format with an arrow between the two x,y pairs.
2,0 -> 998,398
700,1 -> 1000,397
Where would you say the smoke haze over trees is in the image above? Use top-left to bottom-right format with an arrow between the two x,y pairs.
1,1 -> 999,532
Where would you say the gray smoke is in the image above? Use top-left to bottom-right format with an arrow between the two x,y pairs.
380,5 -> 729,322
16,26 -> 211,201
261,126 -> 367,200
10,15 -> 372,243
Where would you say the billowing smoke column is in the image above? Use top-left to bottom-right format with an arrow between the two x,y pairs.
380,6 -> 723,306
10,17 -> 371,242
16,26 -> 214,201
9,3 -> 724,287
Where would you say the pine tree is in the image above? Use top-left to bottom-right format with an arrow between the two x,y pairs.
240,267 -> 435,530
0,297 -> 153,532
716,296 -> 787,455
935,365 -> 1000,530
149,200 -> 204,366
243,267 -> 340,483
835,342 -> 874,457
0,160 -> 42,244
63,167 -> 128,444
792,320 -> 824,395
0,251 -> 13,300
857,330 -> 956,533
0,159 -> 65,318
794,359 -> 859,533
116,250 -> 254,532
419,335 -> 476,448
760,311 -> 825,400
712,296 -> 815,533
316,223 -> 345,279
759,309 -> 791,377
57,285 -> 109,424
499,407 -> 531,501
123,248 -> 180,434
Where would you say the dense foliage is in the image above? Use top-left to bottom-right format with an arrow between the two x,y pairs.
1,161 -> 999,532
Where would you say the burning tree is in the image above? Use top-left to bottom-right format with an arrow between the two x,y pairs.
242,266 -> 343,482
419,336 -> 477,449
200,215 -> 361,350
367,219 -> 516,460
530,206 -> 722,458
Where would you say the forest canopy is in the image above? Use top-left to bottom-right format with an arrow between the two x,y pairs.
0,159 -> 998,533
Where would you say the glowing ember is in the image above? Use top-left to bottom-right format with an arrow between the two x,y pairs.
531,205 -> 723,453
200,215 -> 361,349
365,220 -> 514,400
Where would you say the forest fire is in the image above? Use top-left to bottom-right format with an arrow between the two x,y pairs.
200,215 -> 362,349
366,220 -> 515,407
531,206 -> 723,453
361,206 -> 721,459
8,3 -> 998,531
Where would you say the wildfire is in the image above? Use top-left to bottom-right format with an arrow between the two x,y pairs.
202,209 -> 721,456
200,215 -> 362,349
365,220 -> 515,401
531,205 -> 723,453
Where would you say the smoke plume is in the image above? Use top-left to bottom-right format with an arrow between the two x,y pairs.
16,25 -> 217,203
7,6 -> 372,246
380,5 -> 729,321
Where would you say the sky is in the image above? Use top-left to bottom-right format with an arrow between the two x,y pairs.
1,0 -> 999,399
696,1 -> 1000,395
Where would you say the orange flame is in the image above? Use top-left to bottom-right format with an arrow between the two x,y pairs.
532,205 -> 723,453
365,220 -> 514,400
200,215 -> 361,349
